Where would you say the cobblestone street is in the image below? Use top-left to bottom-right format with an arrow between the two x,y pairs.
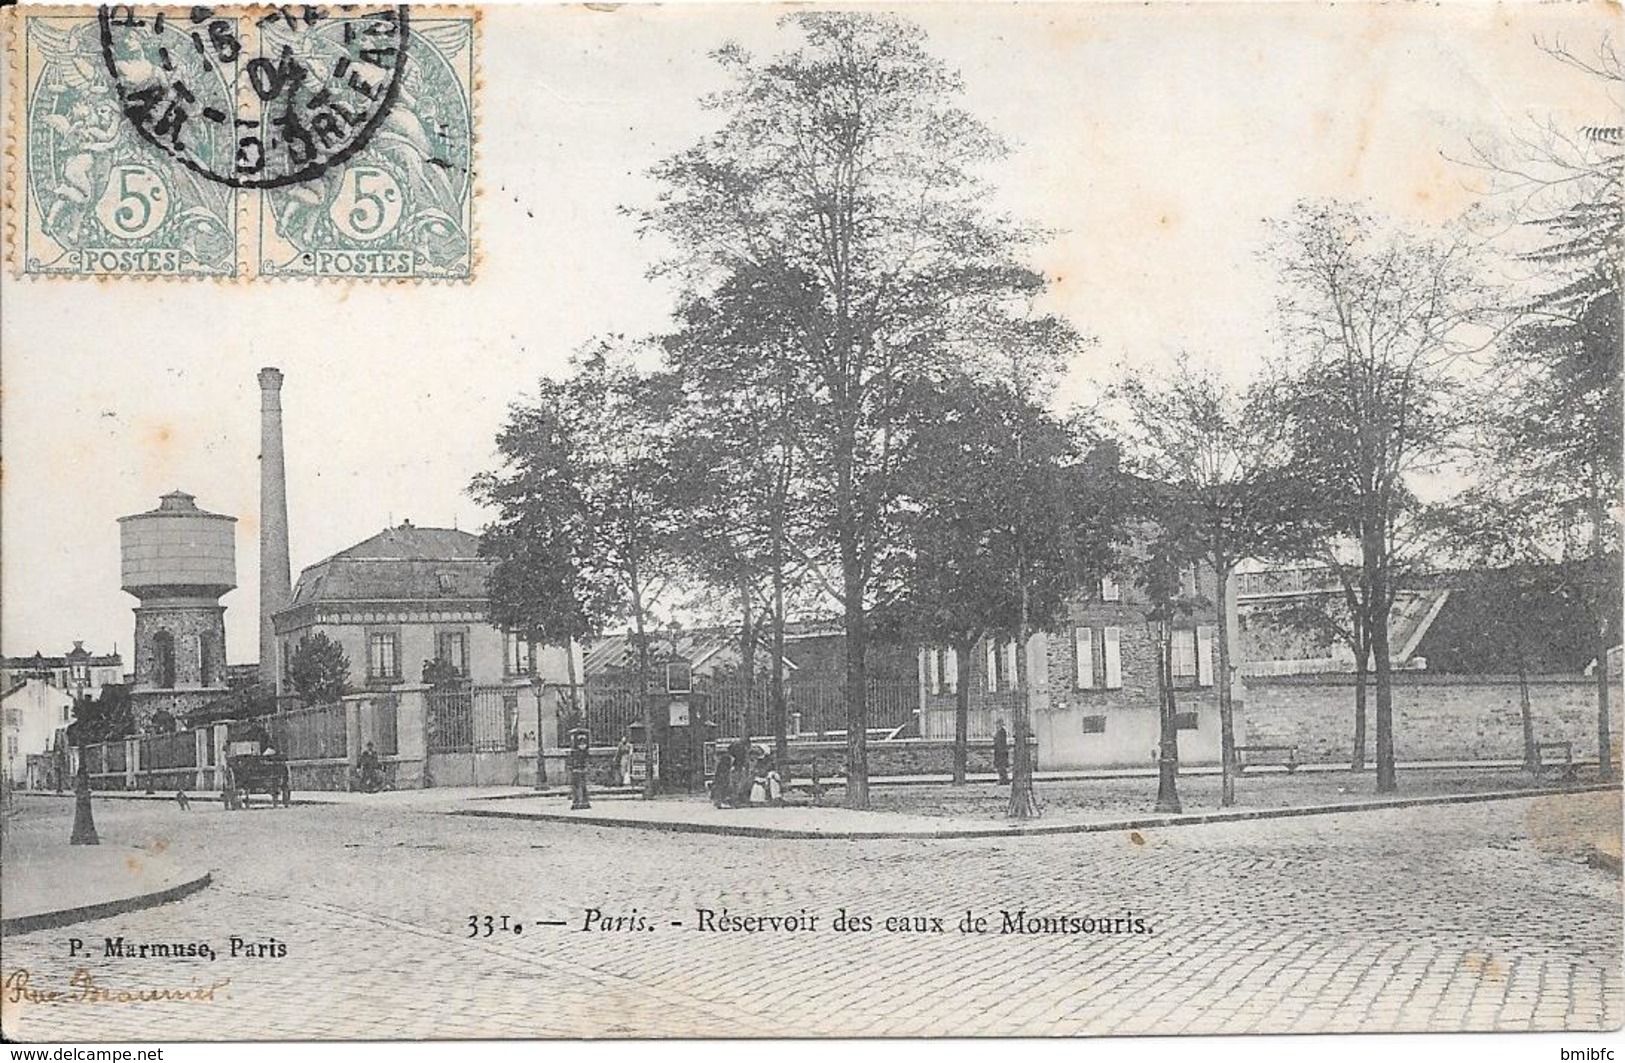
2,790 -> 1619,1040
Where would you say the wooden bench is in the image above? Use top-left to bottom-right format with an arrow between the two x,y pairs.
1235,744 -> 1300,773
1534,741 -> 1576,780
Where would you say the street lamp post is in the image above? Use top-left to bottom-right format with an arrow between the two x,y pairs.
1153,615 -> 1182,815
69,738 -> 99,846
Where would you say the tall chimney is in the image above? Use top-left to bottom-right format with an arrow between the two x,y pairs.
258,367 -> 292,687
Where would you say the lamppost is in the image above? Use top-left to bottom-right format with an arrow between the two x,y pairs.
68,708 -> 99,846
1145,603 -> 1183,815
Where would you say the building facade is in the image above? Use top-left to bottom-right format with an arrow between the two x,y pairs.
918,570 -> 1224,769
2,677 -> 76,785
270,522 -> 572,699
0,642 -> 124,703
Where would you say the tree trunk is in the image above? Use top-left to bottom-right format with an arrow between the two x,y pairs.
634,619 -> 655,801
1592,492 -> 1615,782
1518,654 -> 1538,774
1350,637 -> 1369,773
739,583 -> 757,741
1155,618 -> 1182,814
564,638 -> 581,733
842,560 -> 869,809
1008,614 -> 1040,819
952,640 -> 973,786
1214,561 -> 1236,807
771,559 -> 789,773
1370,585 -> 1396,794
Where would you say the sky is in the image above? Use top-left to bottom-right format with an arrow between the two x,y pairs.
1,0 -> 1617,664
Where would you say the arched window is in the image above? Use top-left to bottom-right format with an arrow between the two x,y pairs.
153,631 -> 176,688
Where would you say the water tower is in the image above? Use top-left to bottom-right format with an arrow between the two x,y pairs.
119,491 -> 237,728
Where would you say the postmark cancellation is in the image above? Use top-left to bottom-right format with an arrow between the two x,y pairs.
4,5 -> 478,281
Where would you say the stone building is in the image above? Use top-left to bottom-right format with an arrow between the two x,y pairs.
917,569 -> 1224,770
270,521 -> 572,699
118,491 -> 237,729
0,642 -> 124,703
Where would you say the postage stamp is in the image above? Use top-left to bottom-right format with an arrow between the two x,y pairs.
256,13 -> 476,280
12,10 -> 242,277
4,5 -> 478,280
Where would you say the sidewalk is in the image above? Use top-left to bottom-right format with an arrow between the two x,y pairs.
452,781 -> 1622,840
2,835 -> 212,934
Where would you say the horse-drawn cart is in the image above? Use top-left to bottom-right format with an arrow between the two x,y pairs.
221,723 -> 292,809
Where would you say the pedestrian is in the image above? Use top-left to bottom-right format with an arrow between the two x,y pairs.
614,734 -> 633,787
728,736 -> 752,804
711,750 -> 733,808
764,756 -> 784,805
993,719 -> 1010,785
357,741 -> 383,792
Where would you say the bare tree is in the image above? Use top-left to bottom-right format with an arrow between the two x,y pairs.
1269,201 -> 1491,793
1115,357 -> 1310,806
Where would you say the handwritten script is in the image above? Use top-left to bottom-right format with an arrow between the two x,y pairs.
3,968 -> 231,1005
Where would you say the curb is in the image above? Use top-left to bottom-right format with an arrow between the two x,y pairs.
2,869 -> 213,936
449,782 -> 1623,841
16,791 -> 338,807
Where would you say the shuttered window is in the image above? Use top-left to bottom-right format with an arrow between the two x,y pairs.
1172,629 -> 1198,680
1074,627 -> 1095,689
1103,627 -> 1122,689
1197,626 -> 1216,687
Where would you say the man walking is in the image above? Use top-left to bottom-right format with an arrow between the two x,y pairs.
993,719 -> 1010,785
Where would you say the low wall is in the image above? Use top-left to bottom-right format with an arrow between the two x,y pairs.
1239,674 -> 1625,764
286,759 -> 351,791
712,738 -> 1036,779
425,751 -> 523,788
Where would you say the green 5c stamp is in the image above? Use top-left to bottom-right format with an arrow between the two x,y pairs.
16,12 -> 240,277
257,15 -> 476,280
8,6 -> 477,281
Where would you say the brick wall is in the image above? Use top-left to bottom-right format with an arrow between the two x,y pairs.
1239,674 -> 1625,764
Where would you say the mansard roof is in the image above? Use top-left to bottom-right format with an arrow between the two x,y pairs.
283,523 -> 491,611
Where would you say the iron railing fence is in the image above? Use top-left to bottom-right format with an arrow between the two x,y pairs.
141,730 -> 197,770
427,685 -> 520,753
270,702 -> 348,761
575,677 -> 921,741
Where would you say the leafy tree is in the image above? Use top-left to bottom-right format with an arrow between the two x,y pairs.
67,684 -> 134,745
472,342 -> 678,798
1115,357 -> 1311,805
662,264 -> 818,767
421,658 -> 465,691
1268,201 -> 1488,793
636,12 -> 1066,807
288,633 -> 350,705
888,377 -> 1110,809
1469,41 -> 1623,778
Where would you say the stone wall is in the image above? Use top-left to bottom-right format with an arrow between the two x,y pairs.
710,738 -> 1035,780
1239,674 -> 1625,764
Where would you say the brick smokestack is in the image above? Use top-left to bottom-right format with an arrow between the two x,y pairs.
258,367 -> 292,687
